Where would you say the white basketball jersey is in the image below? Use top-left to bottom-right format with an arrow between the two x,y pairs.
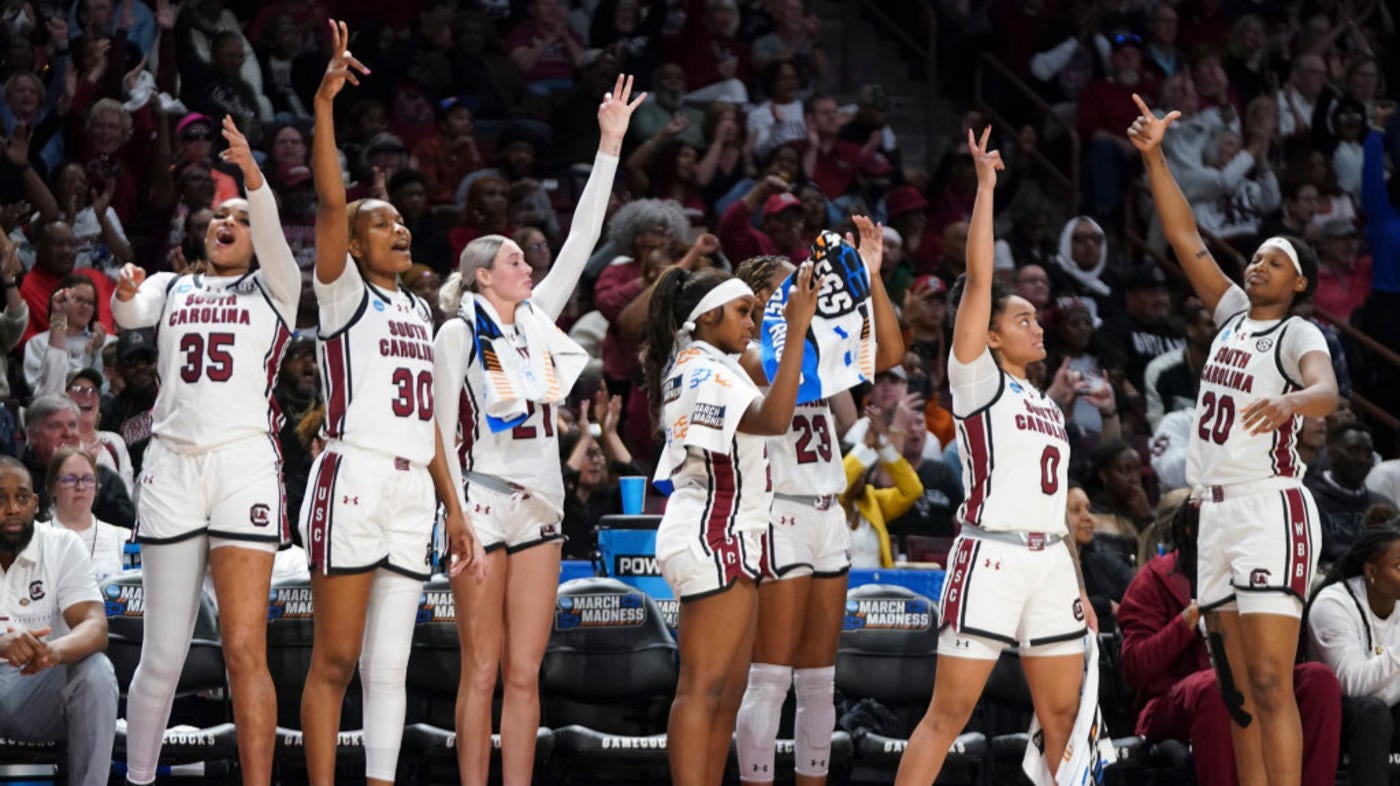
1186,287 -> 1329,487
320,279 -> 437,466
656,341 -> 771,536
151,272 -> 293,451
950,349 -> 1069,535
768,399 -> 846,496
435,313 -> 566,510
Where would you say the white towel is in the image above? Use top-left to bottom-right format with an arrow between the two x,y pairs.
1021,633 -> 1115,785
464,294 -> 589,433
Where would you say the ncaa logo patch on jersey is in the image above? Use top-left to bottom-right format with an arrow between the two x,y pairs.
372,300 -> 386,312
249,503 -> 271,527
1009,380 -> 1024,394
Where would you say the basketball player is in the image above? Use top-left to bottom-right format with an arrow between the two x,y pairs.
640,261 -> 819,786
432,73 -> 642,786
733,214 -> 905,786
1130,94 -> 1338,786
115,116 -> 296,786
298,22 -> 485,786
895,129 -> 1093,784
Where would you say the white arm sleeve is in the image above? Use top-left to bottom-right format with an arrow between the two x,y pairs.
1029,37 -> 1078,82
433,319 -> 471,510
112,271 -> 177,329
531,151 -> 620,320
1308,588 -> 1400,704
246,181 -> 301,318
947,348 -> 1003,415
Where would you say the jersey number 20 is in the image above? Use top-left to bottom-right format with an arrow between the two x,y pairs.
1197,391 -> 1236,445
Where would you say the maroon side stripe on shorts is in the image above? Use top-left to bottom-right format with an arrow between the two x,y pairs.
1284,488 -> 1311,597
960,413 -> 992,526
940,538 -> 979,631
458,386 -> 476,472
307,452 -> 342,570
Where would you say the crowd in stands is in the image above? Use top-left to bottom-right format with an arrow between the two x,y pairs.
0,0 -> 1399,781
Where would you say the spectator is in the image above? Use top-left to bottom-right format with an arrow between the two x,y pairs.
560,391 -> 641,560
1143,299 -> 1212,430
1309,422 -> 1388,566
1046,296 -> 1118,437
507,0 -> 584,95
842,405 -> 922,568
412,99 -> 483,206
1028,0 -> 1107,110
1368,459 -> 1400,508
1312,218 -> 1370,324
0,454 -> 116,786
751,0 -> 827,93
1189,49 -> 1240,130
877,224 -> 912,300
402,263 -> 443,327
273,335 -> 317,531
273,163 -> 315,270
1068,483 -> 1134,626
1101,263 -> 1184,391
628,63 -> 704,149
627,131 -> 707,224
449,174 -> 513,258
264,123 -> 308,184
66,367 -> 130,494
1222,14 -> 1269,107
901,274 -> 948,379
514,225 -> 553,285
1300,416 -> 1329,478
70,0 -> 156,56
0,230 -> 27,398
1087,439 -> 1151,562
171,114 -> 238,206
999,197 -> 1056,272
1011,262 -> 1051,312
1142,5 -> 1181,81
1118,499 -> 1342,786
98,326 -> 155,472
45,446 -> 126,578
832,150 -> 895,227
697,101 -> 749,210
799,94 -> 862,199
173,0 -> 267,112
387,169 -> 452,276
1181,116 -> 1281,256
2,71 -> 64,175
1076,31 -> 1149,219
1258,177 -> 1321,244
1277,53 -> 1329,139
838,83 -> 898,164
20,220 -> 82,342
884,396 -> 961,543
719,178 -> 810,264
1148,408 -> 1193,494
1047,215 -> 1114,323
454,126 -> 558,244
23,275 -> 105,397
676,0 -> 752,104
180,29 -> 271,127
23,394 -> 131,527
883,185 -> 929,270
1318,97 -> 1368,201
747,60 -> 805,160
47,160 -> 134,273
1306,524 -> 1400,786
1294,147 -> 1358,230
254,11 -> 320,120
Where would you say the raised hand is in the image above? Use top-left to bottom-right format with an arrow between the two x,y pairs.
693,232 -> 720,256
218,115 -> 262,188
782,259 -> 821,326
122,55 -> 148,96
84,38 -> 110,84
316,19 -> 370,103
663,113 -> 689,138
1127,94 -> 1181,153
597,73 -> 646,151
966,126 -> 1004,188
3,123 -> 31,169
116,262 -> 146,301
91,178 -> 115,217
847,214 -> 884,275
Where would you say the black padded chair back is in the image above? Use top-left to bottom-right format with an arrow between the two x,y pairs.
540,577 -> 677,735
100,571 -> 223,697
834,584 -> 939,708
267,575 -> 317,728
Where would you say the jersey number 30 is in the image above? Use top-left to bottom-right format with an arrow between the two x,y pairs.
391,368 -> 433,420
179,333 -> 234,382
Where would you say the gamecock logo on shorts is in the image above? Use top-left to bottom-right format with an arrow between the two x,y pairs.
1072,598 -> 1085,622
250,504 -> 271,527
1250,568 -> 1272,587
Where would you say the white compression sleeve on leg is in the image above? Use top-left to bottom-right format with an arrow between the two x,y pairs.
736,662 -> 792,782
359,570 -> 421,781
124,537 -> 210,784
793,666 -> 836,777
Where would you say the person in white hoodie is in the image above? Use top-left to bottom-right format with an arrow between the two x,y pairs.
1306,523 -> 1400,786
1047,215 -> 1114,325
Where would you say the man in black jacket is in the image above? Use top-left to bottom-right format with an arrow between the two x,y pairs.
1308,421 -> 1388,565
23,394 -> 134,528
100,328 -> 157,473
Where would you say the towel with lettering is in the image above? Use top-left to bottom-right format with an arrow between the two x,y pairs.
760,230 -> 877,404
1021,633 -> 1115,785
465,295 -> 589,433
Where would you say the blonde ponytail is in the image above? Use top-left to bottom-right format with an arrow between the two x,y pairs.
439,272 -> 468,315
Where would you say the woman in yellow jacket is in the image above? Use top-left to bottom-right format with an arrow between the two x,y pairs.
842,407 -> 925,568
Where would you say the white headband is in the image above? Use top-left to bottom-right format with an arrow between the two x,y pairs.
679,279 -> 755,337
1257,236 -> 1303,276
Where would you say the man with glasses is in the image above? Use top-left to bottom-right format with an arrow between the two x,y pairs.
22,394 -> 133,528
0,453 -> 118,786
1277,54 -> 1328,138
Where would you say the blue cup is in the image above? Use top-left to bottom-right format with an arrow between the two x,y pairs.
619,476 -> 646,515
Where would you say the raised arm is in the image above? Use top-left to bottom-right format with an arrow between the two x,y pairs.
952,127 -> 1003,364
739,261 -> 819,435
849,214 -> 904,371
533,74 -> 644,319
221,115 -> 299,309
1128,94 -> 1233,314
311,20 -> 370,286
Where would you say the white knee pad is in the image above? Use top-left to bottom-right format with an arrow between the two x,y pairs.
736,663 -> 792,782
793,666 -> 836,777
359,571 -> 421,781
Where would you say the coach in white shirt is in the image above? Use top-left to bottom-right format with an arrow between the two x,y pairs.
0,455 -> 116,786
